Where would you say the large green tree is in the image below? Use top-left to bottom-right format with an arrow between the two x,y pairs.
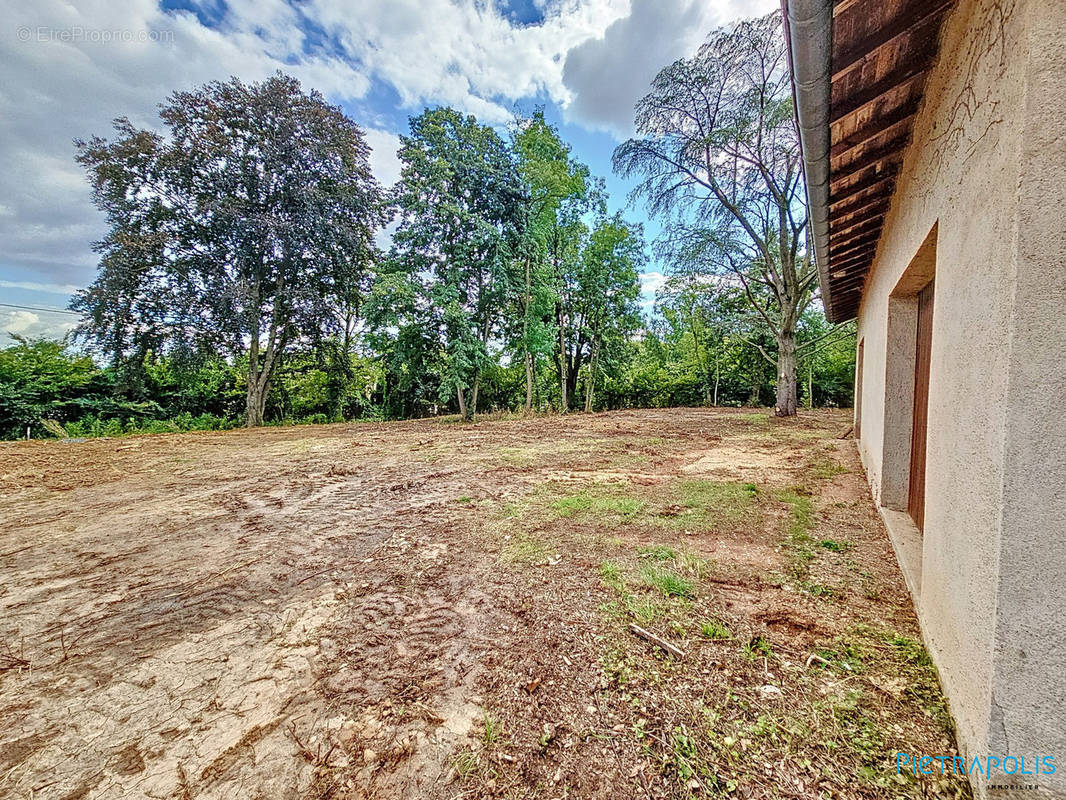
511,111 -> 593,412
572,215 -> 644,412
73,74 -> 386,426
386,107 -> 526,421
614,13 -> 818,416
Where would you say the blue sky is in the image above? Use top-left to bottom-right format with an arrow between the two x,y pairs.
0,0 -> 776,343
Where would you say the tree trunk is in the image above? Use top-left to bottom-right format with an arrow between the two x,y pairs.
523,257 -> 533,413
471,377 -> 480,419
456,385 -> 470,422
524,351 -> 534,413
557,322 -> 568,413
775,330 -> 798,417
584,341 -> 597,413
713,356 -> 720,407
245,374 -> 268,427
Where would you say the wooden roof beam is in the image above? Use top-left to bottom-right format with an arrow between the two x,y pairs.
832,191 -> 892,223
830,165 -> 900,205
831,235 -> 881,262
832,132 -> 911,184
831,96 -> 922,159
832,0 -> 954,81
832,215 -> 883,243
830,249 -> 877,271
830,61 -> 931,125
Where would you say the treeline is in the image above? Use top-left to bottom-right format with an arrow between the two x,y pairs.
0,306 -> 853,439
2,22 -> 857,440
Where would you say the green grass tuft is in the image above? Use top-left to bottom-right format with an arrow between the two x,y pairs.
637,544 -> 676,561
640,563 -> 694,598
552,491 -> 645,522
700,619 -> 732,640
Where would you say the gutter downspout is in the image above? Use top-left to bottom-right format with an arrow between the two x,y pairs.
781,0 -> 834,320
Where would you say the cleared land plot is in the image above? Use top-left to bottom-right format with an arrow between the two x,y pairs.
0,409 -> 969,799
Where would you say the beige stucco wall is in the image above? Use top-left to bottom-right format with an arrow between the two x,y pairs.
852,0 -> 1065,795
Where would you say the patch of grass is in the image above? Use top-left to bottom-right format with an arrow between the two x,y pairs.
639,563 -> 694,598
738,412 -> 770,425
699,619 -> 732,640
819,538 -> 850,552
743,635 -> 773,661
599,560 -> 624,591
637,544 -> 675,561
670,479 -> 759,531
625,595 -> 663,623
551,490 -> 645,522
457,495 -> 474,504
453,749 -> 481,778
502,531 -> 548,564
778,488 -> 815,543
810,456 -> 848,479
676,550 -> 711,579
481,712 -> 501,746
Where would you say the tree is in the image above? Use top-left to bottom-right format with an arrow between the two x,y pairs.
572,215 -> 644,412
614,12 -> 821,416
73,74 -> 386,426
387,107 -> 525,421
511,111 -> 592,412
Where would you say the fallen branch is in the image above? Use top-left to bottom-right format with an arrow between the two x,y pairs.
836,425 -> 853,440
629,624 -> 685,659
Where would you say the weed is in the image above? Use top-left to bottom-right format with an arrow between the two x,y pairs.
453,749 -> 481,778
640,563 -> 694,598
457,495 -> 473,504
637,544 -> 675,561
599,560 -> 624,591
798,579 -> 835,598
552,491 -> 645,522
699,619 -> 732,640
481,712 -> 501,746
743,635 -> 773,661
819,538 -> 850,552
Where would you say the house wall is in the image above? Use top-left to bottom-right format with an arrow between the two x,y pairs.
852,0 -> 1065,794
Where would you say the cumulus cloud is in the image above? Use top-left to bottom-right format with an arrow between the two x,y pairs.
363,128 -> 404,189
561,0 -> 779,136
0,0 -> 770,298
0,0 -> 631,294
0,310 -> 78,344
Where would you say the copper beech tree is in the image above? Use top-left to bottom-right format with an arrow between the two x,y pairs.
614,13 -> 822,416
73,74 -> 386,427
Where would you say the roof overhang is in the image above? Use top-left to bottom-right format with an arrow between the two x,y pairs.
782,0 -> 957,323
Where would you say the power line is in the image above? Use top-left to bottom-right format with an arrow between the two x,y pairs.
0,302 -> 82,316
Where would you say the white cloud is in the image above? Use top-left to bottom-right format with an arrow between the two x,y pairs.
640,270 -> 668,296
0,0 -> 769,297
0,310 -> 78,343
561,0 -> 779,136
0,279 -> 82,294
363,128 -> 403,188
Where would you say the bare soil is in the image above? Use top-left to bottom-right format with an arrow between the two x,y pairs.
0,408 -> 969,799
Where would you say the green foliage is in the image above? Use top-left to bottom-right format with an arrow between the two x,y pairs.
7,74 -> 855,440
640,563 -> 694,598
73,74 -> 387,427
700,619 -> 732,640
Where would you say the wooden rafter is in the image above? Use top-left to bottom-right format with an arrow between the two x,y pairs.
832,0 -> 954,80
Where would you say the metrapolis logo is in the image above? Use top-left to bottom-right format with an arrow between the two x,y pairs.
896,752 -> 1056,778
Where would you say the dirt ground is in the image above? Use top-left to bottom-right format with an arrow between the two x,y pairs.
0,408 -> 970,799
